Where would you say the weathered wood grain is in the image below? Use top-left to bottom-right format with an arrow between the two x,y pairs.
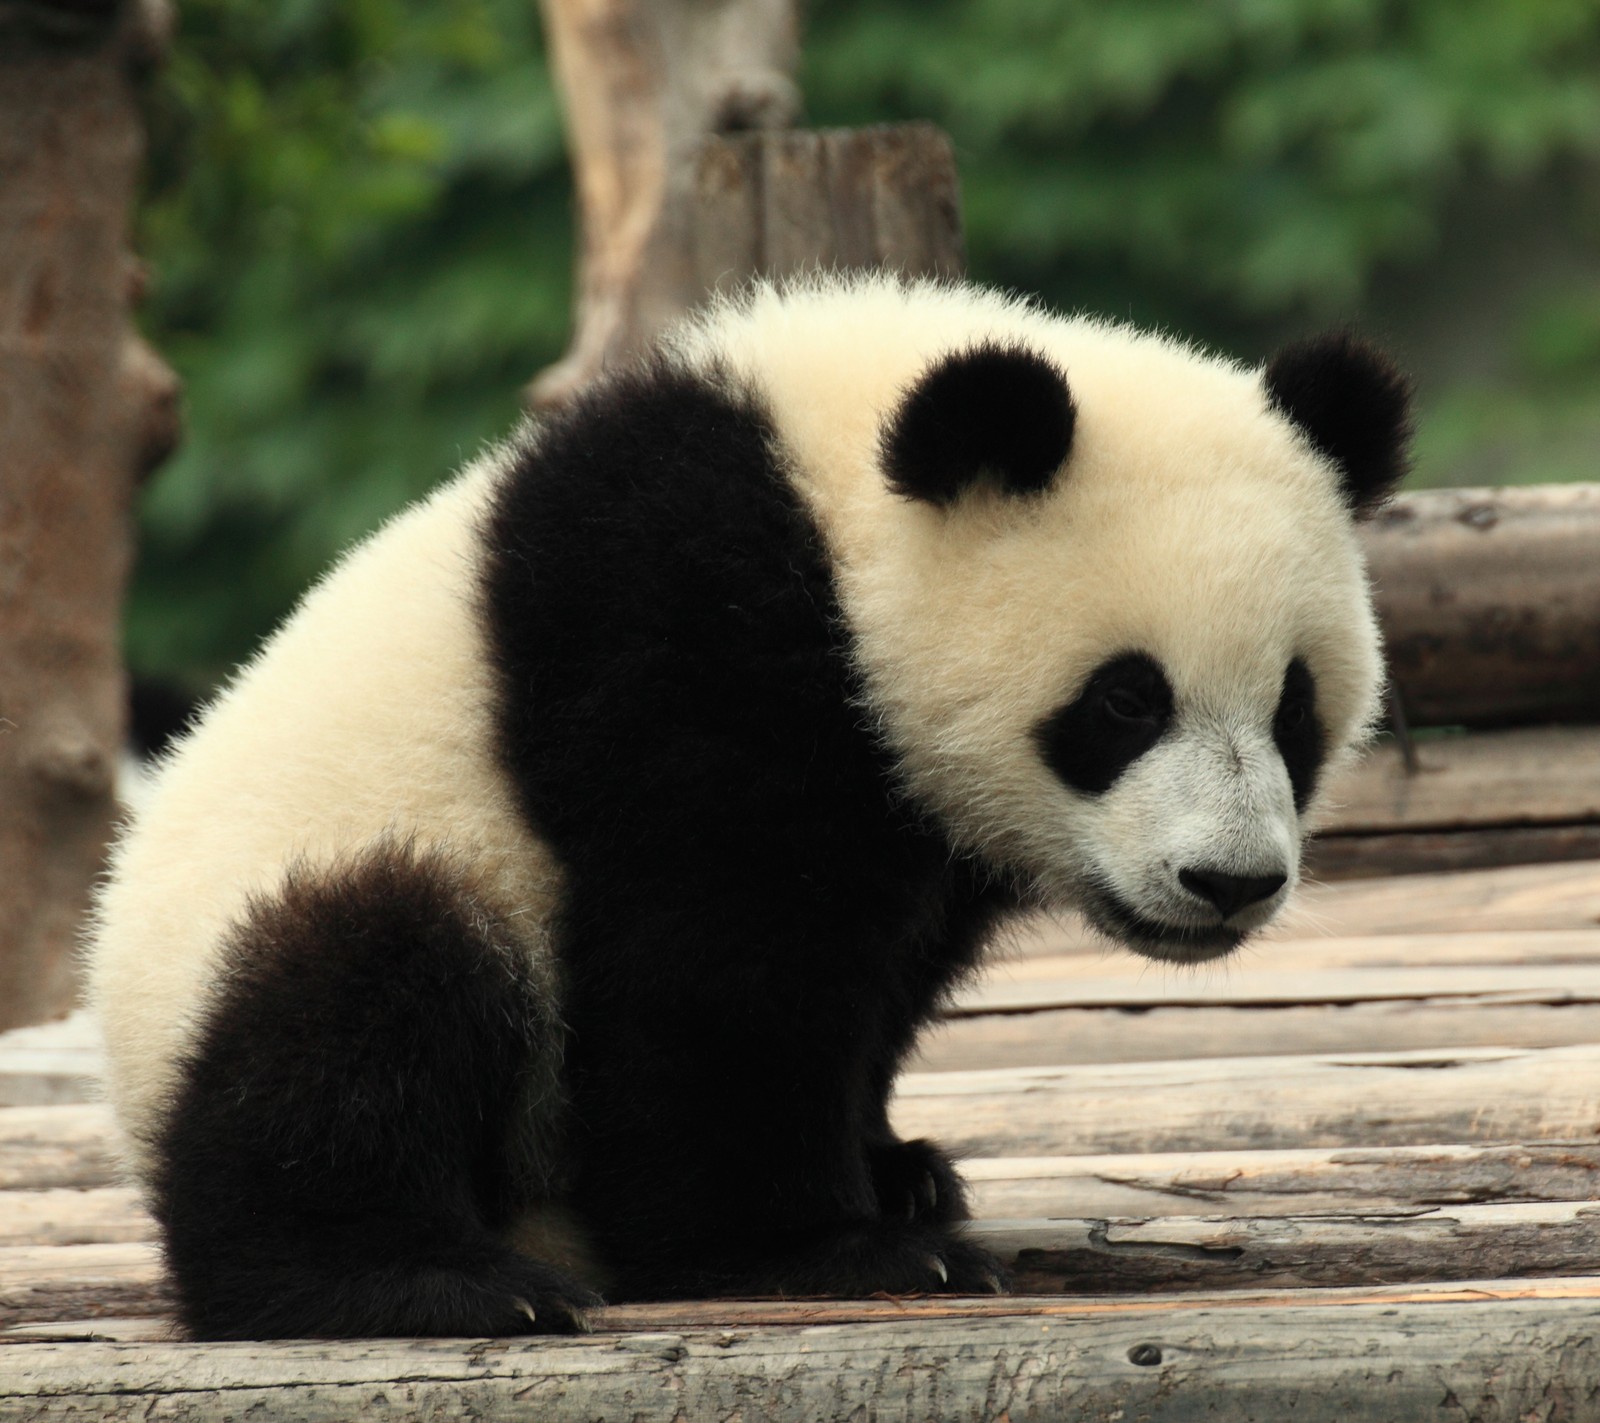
0,1106 -> 118,1190
965,1142 -> 1600,1219
1364,483 -> 1600,726
1279,857 -> 1600,937
1005,860 -> 1600,957
16,1195 -> 1600,1327
893,1043 -> 1600,1158
1322,725 -> 1600,833
0,1011 -> 98,1108
977,1201 -> 1600,1293
1,1189 -> 149,1248
0,1242 -> 163,1327
959,963 -> 1600,1014
7,1141 -> 1600,1247
1309,822 -> 1600,881
916,997 -> 1600,1069
8,1287 -> 1600,1421
13,1276 -> 1600,1344
993,928 -> 1600,980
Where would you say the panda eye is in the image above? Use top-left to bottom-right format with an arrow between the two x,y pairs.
1276,700 -> 1308,734
1102,686 -> 1161,724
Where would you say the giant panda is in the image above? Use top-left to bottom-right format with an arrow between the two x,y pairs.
88,274 -> 1410,1340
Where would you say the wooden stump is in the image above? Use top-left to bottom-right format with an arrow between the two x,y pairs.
530,123 -> 965,405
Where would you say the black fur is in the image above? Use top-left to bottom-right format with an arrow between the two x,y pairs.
1264,332 -> 1412,518
151,845 -> 600,1339
880,342 -> 1076,506
1034,652 -> 1174,796
482,358 -> 1012,1302
1274,657 -> 1325,812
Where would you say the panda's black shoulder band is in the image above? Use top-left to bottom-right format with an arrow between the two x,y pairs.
880,343 -> 1076,506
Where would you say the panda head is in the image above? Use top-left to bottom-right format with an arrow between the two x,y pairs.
847,312 -> 1411,964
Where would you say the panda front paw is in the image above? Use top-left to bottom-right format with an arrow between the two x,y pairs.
487,1260 -> 604,1336
774,1223 -> 1008,1299
867,1137 -> 972,1225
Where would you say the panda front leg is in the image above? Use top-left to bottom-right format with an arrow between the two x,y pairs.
148,845 -> 601,1339
559,900 -> 1006,1302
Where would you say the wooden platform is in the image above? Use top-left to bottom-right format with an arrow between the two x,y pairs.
7,738 -> 1600,1417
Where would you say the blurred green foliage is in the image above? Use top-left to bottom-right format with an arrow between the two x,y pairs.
133,0 -> 1600,687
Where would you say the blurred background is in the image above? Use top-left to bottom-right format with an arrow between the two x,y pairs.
131,0 -> 1600,694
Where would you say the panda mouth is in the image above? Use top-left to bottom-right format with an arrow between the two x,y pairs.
1080,878 -> 1245,964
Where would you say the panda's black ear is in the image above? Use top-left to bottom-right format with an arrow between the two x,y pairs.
1264,331 -> 1413,519
880,342 -> 1076,506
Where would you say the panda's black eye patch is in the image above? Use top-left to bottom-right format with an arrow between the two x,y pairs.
1035,652 -> 1174,796
1274,657 -> 1325,812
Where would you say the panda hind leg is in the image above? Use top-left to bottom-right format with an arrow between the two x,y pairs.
150,843 -> 598,1339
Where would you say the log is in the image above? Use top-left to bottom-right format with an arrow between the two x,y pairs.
11,1275 -> 1600,1343
989,928 -> 1600,980
0,1242 -> 163,1328
965,1142 -> 1600,1220
8,1287 -> 1600,1421
1308,822 -> 1600,880
979,1200 -> 1600,1294
12,1198 -> 1600,1331
1364,484 -> 1600,727
915,998 -> 1600,1070
0,1189 -> 149,1248
1319,725 -> 1600,834
8,1137 -> 1600,1251
0,1010 -> 98,1107
1266,857 -> 1600,939
957,963 -> 1600,1015
1005,859 -> 1600,955
892,1043 -> 1600,1158
0,1106 -> 119,1190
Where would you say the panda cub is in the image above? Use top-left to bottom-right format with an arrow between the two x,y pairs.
89,275 -> 1410,1340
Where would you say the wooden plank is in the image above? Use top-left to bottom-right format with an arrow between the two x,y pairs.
1308,822 -> 1600,881
13,1276 -> 1600,1346
1279,858 -> 1600,938
965,1142 -> 1600,1219
0,1011 -> 96,1108
991,928 -> 1600,979
1364,483 -> 1600,726
958,964 -> 1600,1014
893,1043 -> 1600,1158
12,1043 -> 1600,1198
0,1242 -> 162,1327
20,1200 -> 1596,1329
978,1201 -> 1600,1294
8,1287 -> 1600,1421
0,1188 -> 149,1247
0,1105 -> 118,1190
915,997 -> 1600,1069
1003,861 -> 1600,957
1322,725 -> 1600,833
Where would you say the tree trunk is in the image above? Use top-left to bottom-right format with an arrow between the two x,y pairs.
0,0 -> 180,1031
529,0 -> 802,406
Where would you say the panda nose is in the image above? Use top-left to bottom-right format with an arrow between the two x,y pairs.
1179,867 -> 1287,920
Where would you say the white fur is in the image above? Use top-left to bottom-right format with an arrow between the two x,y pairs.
88,447 -> 564,1172
674,275 -> 1382,949
87,273 -> 1387,1175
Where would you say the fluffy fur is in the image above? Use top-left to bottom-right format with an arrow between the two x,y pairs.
87,274 -> 1409,1339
